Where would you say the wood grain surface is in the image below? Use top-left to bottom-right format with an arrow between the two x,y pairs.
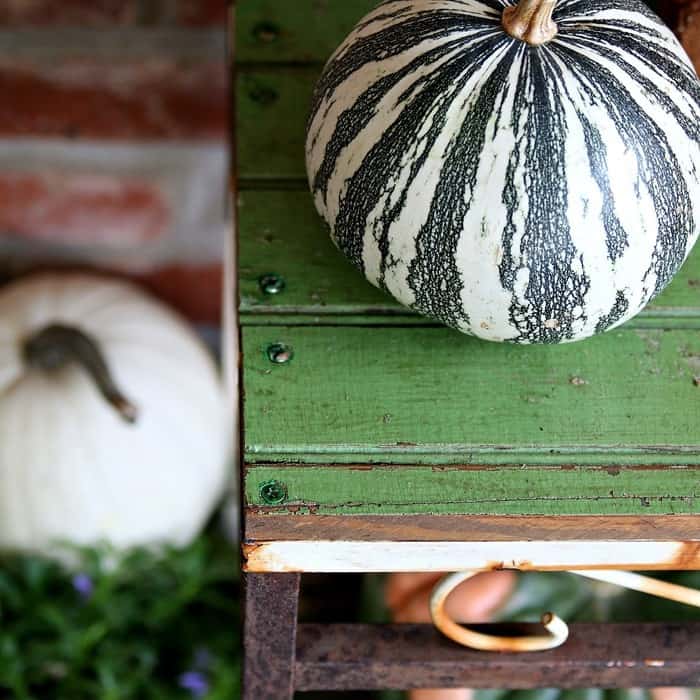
236,0 -> 378,64
245,464 -> 699,515
243,539 -> 700,572
236,0 -> 700,536
243,325 -> 700,465
244,514 -> 700,542
237,68 -> 314,182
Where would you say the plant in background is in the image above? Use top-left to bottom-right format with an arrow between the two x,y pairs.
0,532 -> 240,700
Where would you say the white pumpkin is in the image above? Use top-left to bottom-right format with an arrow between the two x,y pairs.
0,273 -> 230,557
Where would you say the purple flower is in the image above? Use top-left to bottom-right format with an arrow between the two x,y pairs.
72,573 -> 93,601
179,671 -> 209,698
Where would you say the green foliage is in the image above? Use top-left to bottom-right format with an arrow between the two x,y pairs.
0,535 -> 240,700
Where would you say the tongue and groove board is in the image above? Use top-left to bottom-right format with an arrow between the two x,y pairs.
242,326 -> 700,467
235,0 -> 673,65
241,322 -> 700,566
237,68 -> 315,182
237,0 -> 700,571
236,0 -> 381,64
242,323 -> 700,549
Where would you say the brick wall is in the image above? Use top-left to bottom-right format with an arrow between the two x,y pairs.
677,0 -> 700,68
0,0 -> 228,325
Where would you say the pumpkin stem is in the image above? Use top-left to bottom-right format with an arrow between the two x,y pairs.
23,324 -> 138,425
502,0 -> 558,46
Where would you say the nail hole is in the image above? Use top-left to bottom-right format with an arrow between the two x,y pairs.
253,21 -> 280,43
249,83 -> 279,106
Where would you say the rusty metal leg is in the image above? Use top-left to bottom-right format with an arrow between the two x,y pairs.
243,573 -> 300,700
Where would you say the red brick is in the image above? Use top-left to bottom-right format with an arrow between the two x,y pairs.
137,264 -> 223,323
0,0 -> 229,27
0,263 -> 223,323
0,171 -> 169,245
177,0 -> 228,26
678,0 -> 700,70
0,0 -> 138,26
0,59 -> 228,140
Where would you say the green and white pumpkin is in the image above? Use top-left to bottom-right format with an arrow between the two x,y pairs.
0,274 -> 230,558
305,0 -> 700,343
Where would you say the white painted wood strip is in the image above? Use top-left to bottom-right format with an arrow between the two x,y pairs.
243,540 -> 700,573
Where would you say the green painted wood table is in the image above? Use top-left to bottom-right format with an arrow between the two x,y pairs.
235,2 -> 700,697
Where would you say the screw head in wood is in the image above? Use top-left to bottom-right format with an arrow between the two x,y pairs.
266,343 -> 293,364
248,83 -> 278,106
252,21 -> 280,43
259,273 -> 286,295
259,480 -> 287,505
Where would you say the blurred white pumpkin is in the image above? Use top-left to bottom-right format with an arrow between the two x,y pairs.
0,273 -> 230,557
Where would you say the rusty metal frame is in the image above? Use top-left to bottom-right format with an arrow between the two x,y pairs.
241,574 -> 700,697
242,573 -> 300,700
294,622 -> 700,690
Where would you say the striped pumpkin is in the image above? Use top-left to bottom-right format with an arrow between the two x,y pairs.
305,0 -> 700,343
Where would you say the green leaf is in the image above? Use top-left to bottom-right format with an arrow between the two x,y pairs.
0,532 -> 240,700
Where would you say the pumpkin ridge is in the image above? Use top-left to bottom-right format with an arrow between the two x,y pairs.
556,42 -> 696,300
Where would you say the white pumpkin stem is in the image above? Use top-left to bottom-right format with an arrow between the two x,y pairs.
23,324 -> 138,425
502,0 -> 558,46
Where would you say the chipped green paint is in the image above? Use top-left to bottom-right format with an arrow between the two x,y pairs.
245,465 -> 699,516
243,326 -> 700,467
237,68 -> 316,182
236,0 -> 378,64
235,0 -> 700,520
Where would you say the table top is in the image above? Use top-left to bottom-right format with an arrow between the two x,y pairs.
236,1 -> 700,572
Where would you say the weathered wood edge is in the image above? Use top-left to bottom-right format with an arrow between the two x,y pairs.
242,539 -> 700,573
244,514 -> 700,543
294,623 -> 700,690
245,451 -> 700,467
244,463 -> 700,515
235,0 -> 379,65
240,312 -> 700,329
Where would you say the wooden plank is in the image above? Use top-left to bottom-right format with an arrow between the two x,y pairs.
237,67 -> 315,182
238,190 -> 700,322
243,540 -> 700,572
236,0 -> 376,64
239,313 -> 431,327
238,189 -> 397,315
242,326 -> 700,466
245,514 -> 700,542
294,623 -> 700,690
245,465 -> 699,516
